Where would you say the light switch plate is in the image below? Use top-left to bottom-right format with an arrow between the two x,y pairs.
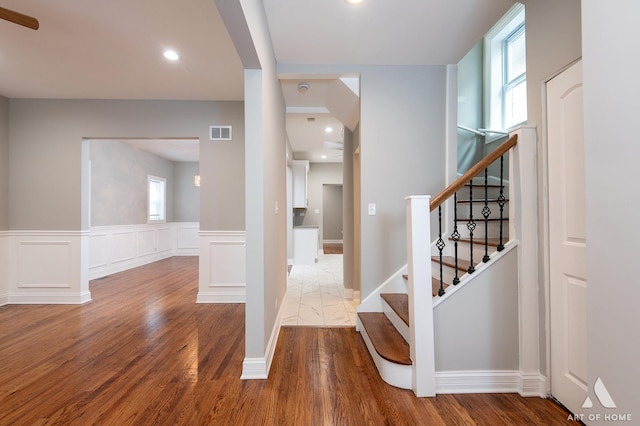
368,203 -> 376,216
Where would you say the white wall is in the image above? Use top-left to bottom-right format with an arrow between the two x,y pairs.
520,0 -> 582,377
583,0 -> 640,420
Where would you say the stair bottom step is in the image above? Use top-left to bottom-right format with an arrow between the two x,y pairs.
357,312 -> 411,365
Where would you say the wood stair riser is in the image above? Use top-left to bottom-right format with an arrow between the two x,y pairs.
381,295 -> 410,342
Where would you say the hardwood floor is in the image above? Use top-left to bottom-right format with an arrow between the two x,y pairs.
323,243 -> 343,255
0,257 -> 573,425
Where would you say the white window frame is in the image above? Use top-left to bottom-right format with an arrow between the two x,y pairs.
484,3 -> 526,139
147,175 -> 166,223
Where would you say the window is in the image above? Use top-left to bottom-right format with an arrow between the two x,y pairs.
485,3 -> 527,133
148,175 -> 166,223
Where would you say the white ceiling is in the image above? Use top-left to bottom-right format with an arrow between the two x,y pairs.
0,0 -> 514,162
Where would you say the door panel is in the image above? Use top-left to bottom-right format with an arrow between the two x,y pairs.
548,59 -> 587,415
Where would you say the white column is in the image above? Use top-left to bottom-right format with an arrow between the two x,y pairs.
509,126 -> 543,395
405,195 -> 436,397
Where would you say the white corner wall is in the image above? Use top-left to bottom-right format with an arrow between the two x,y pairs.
583,0 -> 640,420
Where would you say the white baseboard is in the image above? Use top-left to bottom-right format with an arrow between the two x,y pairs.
196,287 -> 245,304
435,370 -> 547,396
9,291 -> 92,305
322,239 -> 343,244
241,291 -> 287,380
519,373 -> 547,397
0,293 -> 9,306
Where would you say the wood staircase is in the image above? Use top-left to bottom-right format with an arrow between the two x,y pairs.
357,178 -> 511,391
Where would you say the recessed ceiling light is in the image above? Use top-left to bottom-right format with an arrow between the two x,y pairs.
321,155 -> 327,159
163,49 -> 180,61
324,127 -> 333,133
346,0 -> 364,4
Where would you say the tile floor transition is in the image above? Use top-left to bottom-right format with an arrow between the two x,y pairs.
283,253 -> 360,326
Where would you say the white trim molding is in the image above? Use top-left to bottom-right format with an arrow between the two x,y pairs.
197,231 -> 246,303
88,222 -> 199,280
7,230 -> 91,304
0,232 -> 9,305
435,370 -> 547,397
241,291 -> 288,380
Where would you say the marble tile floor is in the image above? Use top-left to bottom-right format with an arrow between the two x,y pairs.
283,253 -> 360,326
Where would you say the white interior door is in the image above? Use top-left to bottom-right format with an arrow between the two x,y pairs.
548,59 -> 587,415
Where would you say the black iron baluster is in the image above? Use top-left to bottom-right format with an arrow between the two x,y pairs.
451,193 -> 460,285
482,168 -> 491,263
497,155 -> 507,252
467,181 -> 476,274
436,206 -> 446,296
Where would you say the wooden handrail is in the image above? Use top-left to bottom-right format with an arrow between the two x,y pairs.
430,134 -> 517,211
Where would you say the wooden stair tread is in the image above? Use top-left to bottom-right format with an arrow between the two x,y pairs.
358,312 -> 411,365
431,256 -> 471,272
401,274 -> 448,297
380,293 -> 409,326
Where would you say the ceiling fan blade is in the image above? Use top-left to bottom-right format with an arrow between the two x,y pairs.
0,6 -> 39,30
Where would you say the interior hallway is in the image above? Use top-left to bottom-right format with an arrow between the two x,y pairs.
283,251 -> 359,326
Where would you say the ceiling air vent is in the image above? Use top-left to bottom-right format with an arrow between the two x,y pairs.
209,125 -> 232,141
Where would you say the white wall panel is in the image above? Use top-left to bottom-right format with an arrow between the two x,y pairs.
111,230 -> 135,263
17,241 -> 71,288
198,231 -> 246,303
156,227 -> 172,253
0,234 -> 8,305
88,223 -> 200,280
136,229 -> 156,257
7,232 -> 91,304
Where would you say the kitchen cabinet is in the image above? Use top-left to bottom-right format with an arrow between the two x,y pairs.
293,226 -> 318,264
292,160 -> 309,208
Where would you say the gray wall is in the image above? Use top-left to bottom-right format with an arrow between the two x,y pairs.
520,0 -> 582,378
90,140 -> 175,226
279,64 -> 448,301
305,162 -> 343,240
359,66 -> 447,300
457,41 -> 485,173
342,126 -> 355,291
583,0 -> 639,419
434,248 -> 519,371
220,0 -> 288,360
7,99 -> 243,232
0,96 -> 8,231
322,184 -> 343,241
173,162 -> 200,223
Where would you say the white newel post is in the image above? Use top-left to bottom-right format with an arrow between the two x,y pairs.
405,195 -> 436,397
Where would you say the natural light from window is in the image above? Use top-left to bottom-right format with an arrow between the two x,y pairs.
485,3 -> 527,132
148,175 -> 166,223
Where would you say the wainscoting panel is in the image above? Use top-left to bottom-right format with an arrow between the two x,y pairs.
136,229 -> 157,258
198,231 -> 246,303
0,234 -> 8,305
88,223 -> 200,280
7,231 -> 91,304
110,230 -> 136,264
176,224 -> 199,255
17,241 -> 71,288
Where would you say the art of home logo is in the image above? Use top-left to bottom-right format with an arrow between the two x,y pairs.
567,377 -> 632,422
